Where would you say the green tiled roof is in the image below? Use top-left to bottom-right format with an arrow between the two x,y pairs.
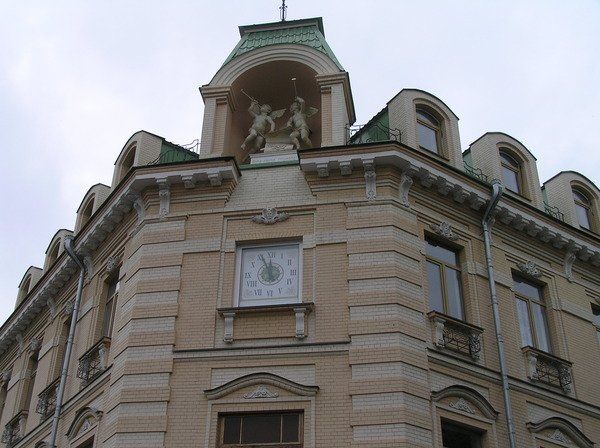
222,20 -> 343,70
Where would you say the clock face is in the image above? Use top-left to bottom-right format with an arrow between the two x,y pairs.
238,244 -> 300,306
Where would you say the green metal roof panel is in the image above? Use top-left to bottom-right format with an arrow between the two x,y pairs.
222,24 -> 343,70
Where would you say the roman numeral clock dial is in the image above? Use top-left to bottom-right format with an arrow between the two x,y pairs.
238,244 -> 300,306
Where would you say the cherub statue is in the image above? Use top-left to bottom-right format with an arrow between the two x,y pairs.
240,93 -> 285,152
285,96 -> 318,150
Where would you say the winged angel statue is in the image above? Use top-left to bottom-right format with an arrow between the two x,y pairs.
240,97 -> 285,152
285,96 -> 318,150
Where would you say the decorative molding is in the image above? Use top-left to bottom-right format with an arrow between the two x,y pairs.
222,312 -> 235,343
399,172 -> 413,207
83,255 -> 94,278
316,162 -> 329,178
527,417 -> 594,448
339,160 -> 352,176
204,372 -> 319,400
47,297 -> 57,319
181,174 -> 196,189
564,249 -> 576,282
251,208 -> 290,225
431,385 -> 498,420
449,397 -> 476,414
157,178 -> 170,219
429,221 -> 459,241
66,407 -> 103,440
105,255 -> 121,274
294,307 -> 308,339
517,260 -> 542,278
208,172 -> 222,186
132,193 -> 146,223
63,299 -> 75,318
549,429 -> 569,444
28,337 -> 42,354
0,369 -> 11,388
16,333 -> 24,354
243,385 -> 279,399
363,159 -> 376,201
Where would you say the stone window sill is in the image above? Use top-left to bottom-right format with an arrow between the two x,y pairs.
218,302 -> 314,343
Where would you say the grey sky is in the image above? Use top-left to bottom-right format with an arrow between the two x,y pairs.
1,1 -> 599,323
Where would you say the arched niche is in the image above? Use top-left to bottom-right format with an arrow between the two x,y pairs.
201,44 -> 354,162
75,184 -> 111,233
431,385 -> 499,421
228,60 -> 321,161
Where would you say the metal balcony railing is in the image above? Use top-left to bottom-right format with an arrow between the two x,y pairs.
77,337 -> 111,386
523,346 -> 572,393
428,311 -> 484,361
1,411 -> 27,447
36,377 -> 60,419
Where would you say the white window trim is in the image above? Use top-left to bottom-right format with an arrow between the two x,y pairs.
233,241 -> 303,308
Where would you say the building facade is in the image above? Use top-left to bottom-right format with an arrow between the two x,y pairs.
1,16 -> 600,448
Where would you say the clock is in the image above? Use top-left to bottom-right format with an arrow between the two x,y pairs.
236,243 -> 301,306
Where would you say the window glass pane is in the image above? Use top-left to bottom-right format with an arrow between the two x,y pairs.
102,298 -> 115,337
417,110 -> 439,127
516,298 -> 533,347
426,240 -> 458,266
575,203 -> 591,229
500,152 -> 519,168
223,416 -> 241,444
513,277 -> 542,300
426,261 -> 444,313
281,413 -> 300,443
241,414 -> 280,444
532,303 -> 551,352
573,189 -> 589,204
444,268 -> 464,320
501,166 -> 520,193
592,303 -> 600,327
417,122 -> 439,154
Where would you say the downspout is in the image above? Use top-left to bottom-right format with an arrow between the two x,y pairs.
48,235 -> 85,448
482,180 -> 517,448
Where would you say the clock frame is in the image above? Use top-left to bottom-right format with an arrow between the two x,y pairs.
234,241 -> 303,307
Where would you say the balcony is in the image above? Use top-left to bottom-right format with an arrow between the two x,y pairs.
1,411 -> 27,447
36,377 -> 60,419
428,311 -> 484,361
77,337 -> 111,386
523,346 -> 573,393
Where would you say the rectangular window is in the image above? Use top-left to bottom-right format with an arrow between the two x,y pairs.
102,277 -> 119,338
426,238 -> 464,320
592,302 -> 600,327
441,420 -> 483,448
513,275 -> 551,352
24,355 -> 38,412
220,412 -> 302,447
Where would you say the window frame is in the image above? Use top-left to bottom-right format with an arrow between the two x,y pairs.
218,411 -> 304,448
102,275 -> 119,338
573,188 -> 592,230
416,107 -> 442,155
513,275 -> 552,353
441,418 -> 485,448
425,237 -> 466,321
499,150 -> 523,195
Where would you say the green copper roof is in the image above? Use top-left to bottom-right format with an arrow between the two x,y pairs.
221,18 -> 343,70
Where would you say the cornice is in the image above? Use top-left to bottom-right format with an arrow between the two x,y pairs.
298,144 -> 600,269
0,159 -> 239,357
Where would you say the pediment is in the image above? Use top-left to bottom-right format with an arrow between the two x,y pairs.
204,372 -> 319,400
432,385 -> 498,420
527,417 -> 594,448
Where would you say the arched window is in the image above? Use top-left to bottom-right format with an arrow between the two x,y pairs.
416,108 -> 441,154
79,197 -> 94,229
47,240 -> 60,267
573,188 -> 592,230
499,150 -> 522,194
117,144 -> 136,184
18,276 -> 32,303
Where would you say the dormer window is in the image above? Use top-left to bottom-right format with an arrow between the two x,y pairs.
47,240 -> 60,267
79,197 -> 94,230
416,108 -> 441,154
499,150 -> 522,194
573,188 -> 592,230
18,276 -> 32,302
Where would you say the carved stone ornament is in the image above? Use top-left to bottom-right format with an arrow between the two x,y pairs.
16,333 -> 24,354
430,221 -> 459,241
29,337 -> 42,354
63,299 -> 75,317
106,255 -> 121,274
549,429 -> 569,444
243,385 -> 279,399
449,397 -> 476,414
363,160 -> 376,201
0,370 -> 11,387
517,260 -> 542,278
157,178 -> 170,219
564,249 -> 576,283
251,208 -> 289,225
399,172 -> 413,207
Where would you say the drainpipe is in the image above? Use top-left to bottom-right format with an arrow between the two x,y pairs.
48,235 -> 85,448
482,180 -> 517,448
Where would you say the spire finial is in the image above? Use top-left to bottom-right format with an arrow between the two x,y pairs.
279,0 -> 287,21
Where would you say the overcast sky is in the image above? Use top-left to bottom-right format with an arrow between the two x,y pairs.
0,1 -> 599,323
